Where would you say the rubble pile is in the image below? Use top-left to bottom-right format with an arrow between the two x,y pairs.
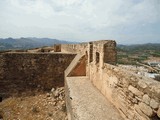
0,87 -> 67,120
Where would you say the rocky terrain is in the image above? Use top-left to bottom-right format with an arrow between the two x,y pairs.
0,87 -> 67,120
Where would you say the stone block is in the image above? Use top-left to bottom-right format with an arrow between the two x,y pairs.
134,104 -> 150,120
131,98 -> 138,104
142,94 -> 150,105
139,102 -> 153,117
128,92 -> 134,98
157,107 -> 160,118
135,96 -> 142,102
138,81 -> 147,89
128,85 -> 143,97
127,110 -> 135,119
150,99 -> 159,109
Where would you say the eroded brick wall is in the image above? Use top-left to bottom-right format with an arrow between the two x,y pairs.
0,53 -> 76,98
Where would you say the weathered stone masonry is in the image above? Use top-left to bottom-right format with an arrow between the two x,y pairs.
90,63 -> 160,120
0,40 -> 160,120
0,53 -> 76,98
62,40 -> 160,120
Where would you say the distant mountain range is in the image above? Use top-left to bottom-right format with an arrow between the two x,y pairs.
0,38 -> 160,52
0,37 -> 76,51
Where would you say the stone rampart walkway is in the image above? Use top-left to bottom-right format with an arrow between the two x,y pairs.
66,77 -> 123,120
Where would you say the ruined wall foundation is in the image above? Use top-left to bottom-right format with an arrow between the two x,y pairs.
1,40 -> 160,120
0,53 -> 76,98
62,40 -> 160,120
86,40 -> 160,120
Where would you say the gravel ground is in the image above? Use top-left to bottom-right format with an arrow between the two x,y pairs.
0,87 -> 67,120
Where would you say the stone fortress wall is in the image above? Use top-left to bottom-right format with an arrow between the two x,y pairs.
0,40 -> 160,120
88,44 -> 160,120
61,43 -> 88,53
61,40 -> 160,120
98,64 -> 160,120
0,53 -> 75,98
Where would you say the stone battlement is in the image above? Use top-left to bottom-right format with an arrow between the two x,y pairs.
0,40 -> 160,120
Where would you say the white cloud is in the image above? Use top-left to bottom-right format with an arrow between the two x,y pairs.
0,0 -> 159,43
9,0 -> 55,18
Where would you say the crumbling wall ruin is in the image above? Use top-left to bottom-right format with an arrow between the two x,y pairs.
61,43 -> 88,54
1,40 -> 160,120
0,53 -> 76,98
54,44 -> 61,52
87,40 -> 160,120
90,63 -> 160,119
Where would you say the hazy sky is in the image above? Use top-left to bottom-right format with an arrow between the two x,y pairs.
0,0 -> 160,44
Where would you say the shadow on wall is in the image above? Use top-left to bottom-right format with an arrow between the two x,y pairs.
68,55 -> 87,77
